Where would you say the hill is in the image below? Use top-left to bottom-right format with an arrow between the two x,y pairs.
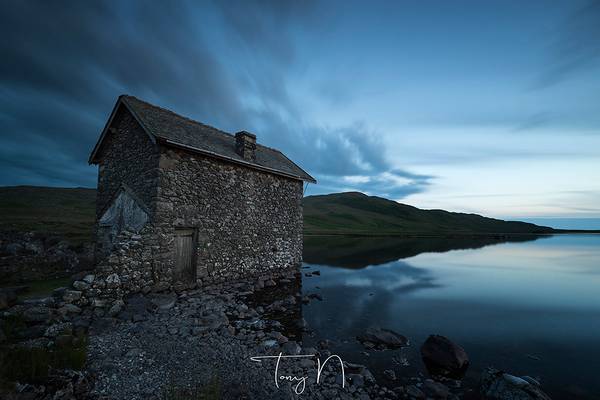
0,186 -> 96,245
303,191 -> 555,235
0,187 -> 557,240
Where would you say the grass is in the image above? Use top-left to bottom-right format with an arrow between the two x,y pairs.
0,315 -> 26,342
0,335 -> 87,385
14,277 -> 72,300
0,186 -> 96,246
303,191 -> 555,235
0,309 -> 88,389
162,374 -> 221,400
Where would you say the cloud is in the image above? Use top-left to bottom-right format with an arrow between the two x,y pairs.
0,0 -> 430,199
308,169 -> 434,199
536,0 -> 600,88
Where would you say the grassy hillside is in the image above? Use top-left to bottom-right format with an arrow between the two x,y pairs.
303,191 -> 555,235
0,186 -> 96,244
0,187 -> 555,240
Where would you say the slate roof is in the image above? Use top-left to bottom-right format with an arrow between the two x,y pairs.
89,95 -> 316,183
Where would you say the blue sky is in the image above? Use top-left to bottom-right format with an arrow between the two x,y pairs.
1,0 -> 599,225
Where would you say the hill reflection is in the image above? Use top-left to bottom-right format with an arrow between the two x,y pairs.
303,234 -> 545,269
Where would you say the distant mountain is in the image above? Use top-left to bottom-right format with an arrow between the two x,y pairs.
303,192 -> 555,235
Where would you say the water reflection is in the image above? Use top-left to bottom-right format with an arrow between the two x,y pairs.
303,234 -> 545,269
301,234 -> 600,399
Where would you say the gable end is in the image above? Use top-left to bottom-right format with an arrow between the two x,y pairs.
89,96 -> 157,164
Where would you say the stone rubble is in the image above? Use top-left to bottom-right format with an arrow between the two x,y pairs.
1,270 -> 555,400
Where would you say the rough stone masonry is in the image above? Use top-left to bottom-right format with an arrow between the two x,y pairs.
82,95 -> 315,309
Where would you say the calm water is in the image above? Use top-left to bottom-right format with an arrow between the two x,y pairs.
301,234 -> 600,399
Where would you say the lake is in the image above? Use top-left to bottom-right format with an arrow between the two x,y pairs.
300,234 -> 600,399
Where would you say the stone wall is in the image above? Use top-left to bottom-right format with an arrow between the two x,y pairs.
153,146 -> 304,286
94,106 -> 159,257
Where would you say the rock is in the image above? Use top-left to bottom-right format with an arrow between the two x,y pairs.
344,362 -> 375,383
261,339 -> 278,348
92,298 -> 107,308
421,335 -> 469,378
296,318 -> 309,330
300,358 -> 314,368
480,367 -> 552,400
72,280 -> 90,291
318,339 -> 334,349
357,327 -> 409,349
72,317 -> 90,336
423,379 -> 450,399
521,376 -> 541,386
192,326 -> 210,336
23,306 -> 52,322
133,313 -> 147,322
45,322 -> 73,338
106,273 -> 121,289
62,290 -> 82,303
57,304 -> 81,316
406,385 -> 426,399
52,287 -> 68,299
107,301 -> 123,317
308,293 -> 323,301
348,374 -> 364,388
126,348 -> 143,358
151,281 -> 170,292
23,296 -> 55,306
313,270 -> 321,275
384,369 -> 396,381
0,288 -> 18,310
149,293 -> 177,310
281,341 -> 301,355
83,274 -> 95,284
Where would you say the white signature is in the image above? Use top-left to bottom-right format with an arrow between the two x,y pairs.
250,353 -> 346,395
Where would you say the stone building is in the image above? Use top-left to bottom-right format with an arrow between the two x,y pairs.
88,95 -> 315,293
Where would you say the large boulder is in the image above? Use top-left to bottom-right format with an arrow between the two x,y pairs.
357,327 -> 409,349
481,367 -> 552,400
420,335 -> 469,378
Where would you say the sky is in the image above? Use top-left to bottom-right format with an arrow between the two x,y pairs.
1,0 -> 599,226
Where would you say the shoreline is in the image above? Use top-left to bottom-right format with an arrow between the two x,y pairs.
303,231 -> 600,237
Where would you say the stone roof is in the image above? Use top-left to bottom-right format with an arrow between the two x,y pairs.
89,95 -> 316,183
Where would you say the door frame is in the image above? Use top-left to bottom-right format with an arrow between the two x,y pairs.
174,227 -> 198,282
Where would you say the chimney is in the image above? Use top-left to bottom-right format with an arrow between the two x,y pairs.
235,131 -> 257,162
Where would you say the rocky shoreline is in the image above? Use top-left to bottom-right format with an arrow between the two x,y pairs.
1,268 -> 553,400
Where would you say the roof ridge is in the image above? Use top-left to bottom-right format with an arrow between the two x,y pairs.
121,95 -> 235,141
122,95 -> 290,154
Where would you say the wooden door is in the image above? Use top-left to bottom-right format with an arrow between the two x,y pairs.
174,229 -> 196,282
